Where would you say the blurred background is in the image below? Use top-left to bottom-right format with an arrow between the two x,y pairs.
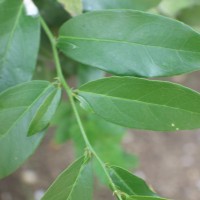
1,0 -> 200,199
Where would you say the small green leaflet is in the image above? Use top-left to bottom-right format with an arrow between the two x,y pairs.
108,166 -> 157,197
42,156 -> 93,200
108,166 -> 168,199
0,81 -> 61,178
0,81 -> 61,138
78,76 -> 200,131
83,0 -> 161,11
27,89 -> 61,136
57,10 -> 200,78
0,131 -> 44,179
0,0 -> 40,92
57,0 -> 82,16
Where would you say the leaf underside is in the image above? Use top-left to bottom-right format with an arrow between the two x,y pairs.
0,0 -> 40,92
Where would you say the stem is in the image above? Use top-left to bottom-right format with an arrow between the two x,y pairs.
40,17 -> 123,200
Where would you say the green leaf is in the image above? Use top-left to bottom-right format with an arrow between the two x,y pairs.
0,131 -> 44,179
58,0 -> 82,16
42,156 -> 93,200
128,196 -> 168,200
0,81 -> 61,178
0,81 -> 61,138
108,166 -> 157,196
28,90 -> 61,136
177,5 -> 200,32
78,76 -> 200,131
0,0 -> 40,92
57,10 -> 200,77
83,0 -> 161,11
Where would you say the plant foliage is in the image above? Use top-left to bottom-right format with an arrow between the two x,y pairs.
0,0 -> 200,199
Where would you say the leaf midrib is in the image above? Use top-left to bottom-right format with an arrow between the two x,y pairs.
78,90 -> 200,115
27,89 -> 57,135
58,36 -> 200,54
1,85 -> 53,139
66,161 -> 86,199
111,169 -> 136,195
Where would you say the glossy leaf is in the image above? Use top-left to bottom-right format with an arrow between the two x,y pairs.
0,0 -> 40,92
28,90 -> 61,136
58,10 -> 200,78
0,81 -> 61,178
0,81 -> 61,138
108,166 -> 157,196
42,156 -> 93,200
78,76 -> 200,131
0,131 -> 44,179
58,0 -> 82,16
83,0 -> 161,11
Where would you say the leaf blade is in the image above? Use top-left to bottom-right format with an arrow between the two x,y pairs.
58,10 -> 200,77
78,76 -> 200,131
0,0 -> 40,92
0,81 -> 61,138
28,89 -> 61,136
108,166 -> 157,196
0,130 -> 44,179
42,156 -> 93,200
0,81 -> 61,178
